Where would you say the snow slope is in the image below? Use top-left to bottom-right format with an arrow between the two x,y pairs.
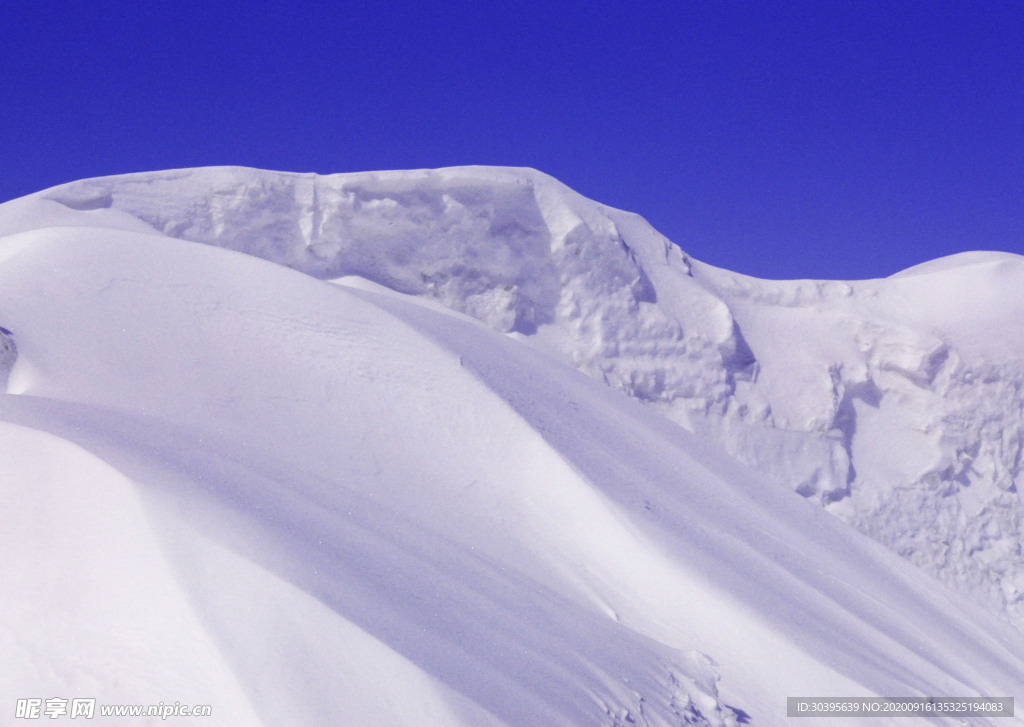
1,167 -> 1022,725
15,165 -> 1024,632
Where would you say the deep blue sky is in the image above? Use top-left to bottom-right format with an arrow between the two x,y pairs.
2,1 -> 1023,280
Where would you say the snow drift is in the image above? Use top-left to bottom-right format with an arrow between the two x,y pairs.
1,166 -> 1022,725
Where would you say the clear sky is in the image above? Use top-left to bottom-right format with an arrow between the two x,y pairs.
2,1 -> 1023,280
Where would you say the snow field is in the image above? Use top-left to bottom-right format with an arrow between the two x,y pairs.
2,167 -> 1024,724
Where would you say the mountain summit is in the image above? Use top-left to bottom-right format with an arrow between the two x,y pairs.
2,167 -> 1022,725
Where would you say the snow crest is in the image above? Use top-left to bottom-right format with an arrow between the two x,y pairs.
25,166 -> 1024,630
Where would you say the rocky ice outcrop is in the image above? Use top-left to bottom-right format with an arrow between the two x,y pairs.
692,253 -> 1024,626
0,327 -> 15,391
24,166 -> 1024,630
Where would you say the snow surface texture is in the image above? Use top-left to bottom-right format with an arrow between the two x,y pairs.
19,166 -> 1024,631
1,167 -> 1023,725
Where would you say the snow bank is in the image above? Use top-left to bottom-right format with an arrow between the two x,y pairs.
0,224 -> 762,725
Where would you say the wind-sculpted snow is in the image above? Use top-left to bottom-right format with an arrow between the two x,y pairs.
20,165 -> 1024,632
3,168 -> 1024,724
0,227 -> 758,725
25,166 -> 744,403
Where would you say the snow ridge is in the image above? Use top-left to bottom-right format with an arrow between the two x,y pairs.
26,165 -> 1024,631
4,166 -> 1024,725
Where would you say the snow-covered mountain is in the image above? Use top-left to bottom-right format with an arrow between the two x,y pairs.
1,166 -> 1022,725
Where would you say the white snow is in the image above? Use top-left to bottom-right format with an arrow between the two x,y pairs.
1,166 -> 1023,725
